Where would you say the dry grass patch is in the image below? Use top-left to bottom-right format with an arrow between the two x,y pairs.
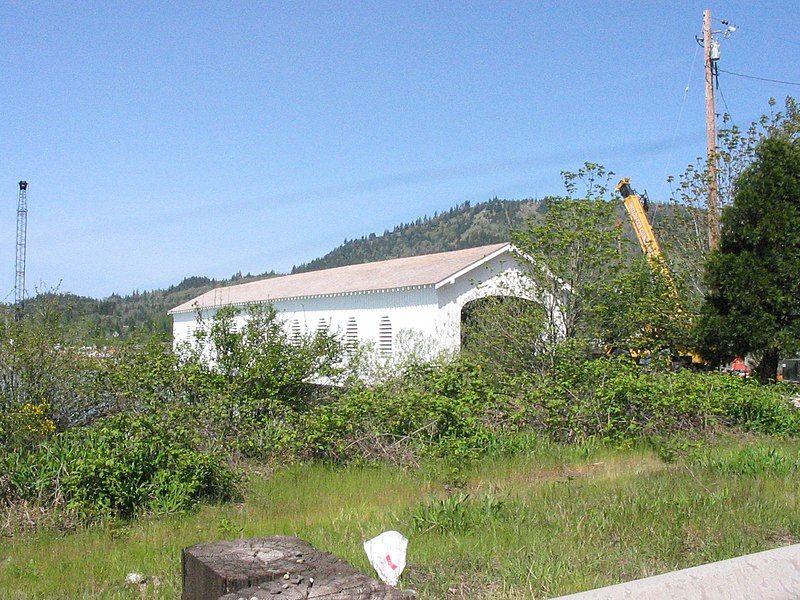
466,444 -> 668,498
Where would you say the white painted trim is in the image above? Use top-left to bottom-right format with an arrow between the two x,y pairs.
434,243 -> 512,289
167,283 -> 436,314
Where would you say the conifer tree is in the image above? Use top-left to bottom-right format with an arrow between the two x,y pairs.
699,136 -> 800,382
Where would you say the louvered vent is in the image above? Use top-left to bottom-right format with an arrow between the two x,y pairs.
345,317 -> 358,351
290,319 -> 301,344
378,316 -> 392,356
317,318 -> 329,334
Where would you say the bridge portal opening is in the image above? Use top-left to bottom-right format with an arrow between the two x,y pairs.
460,296 -> 546,370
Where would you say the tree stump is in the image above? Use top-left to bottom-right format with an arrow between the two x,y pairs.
182,536 -> 410,600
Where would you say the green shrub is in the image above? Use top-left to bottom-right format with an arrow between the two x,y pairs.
712,379 -> 800,435
297,359 -> 505,464
0,300 -> 110,432
514,358 -> 799,444
0,401 -> 57,453
177,304 -> 344,413
1,411 -> 238,519
280,356 -> 800,464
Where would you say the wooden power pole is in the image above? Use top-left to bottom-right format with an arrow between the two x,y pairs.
703,8 -> 720,249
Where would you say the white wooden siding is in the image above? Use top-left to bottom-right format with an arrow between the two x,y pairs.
171,248 -> 562,362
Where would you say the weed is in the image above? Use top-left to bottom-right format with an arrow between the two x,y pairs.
696,444 -> 798,476
408,492 -> 509,533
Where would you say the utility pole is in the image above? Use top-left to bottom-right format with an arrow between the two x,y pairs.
15,181 -> 28,317
703,8 -> 720,249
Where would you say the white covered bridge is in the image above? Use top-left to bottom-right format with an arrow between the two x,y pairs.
169,242 -> 548,360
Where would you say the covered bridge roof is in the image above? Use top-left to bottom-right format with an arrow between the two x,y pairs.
168,242 -> 510,314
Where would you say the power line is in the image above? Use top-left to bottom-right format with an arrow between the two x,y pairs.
717,68 -> 800,87
717,77 -> 732,119
665,44 -> 701,178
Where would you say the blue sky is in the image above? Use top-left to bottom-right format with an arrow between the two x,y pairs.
1,1 -> 798,298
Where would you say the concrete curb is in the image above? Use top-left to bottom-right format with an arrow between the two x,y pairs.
554,544 -> 800,600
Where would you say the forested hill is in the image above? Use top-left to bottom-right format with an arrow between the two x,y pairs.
292,198 -> 545,273
293,196 -> 689,274
24,270 -> 279,344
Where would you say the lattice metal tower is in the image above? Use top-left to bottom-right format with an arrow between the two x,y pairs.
15,181 -> 28,308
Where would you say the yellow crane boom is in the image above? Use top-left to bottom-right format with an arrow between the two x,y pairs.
615,177 -> 678,298
616,178 -> 662,259
615,177 -> 704,366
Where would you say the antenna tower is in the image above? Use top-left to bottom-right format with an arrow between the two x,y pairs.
15,181 -> 28,309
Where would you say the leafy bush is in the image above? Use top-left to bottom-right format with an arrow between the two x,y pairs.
514,358 -> 799,444
0,301 -> 110,432
297,359 -> 504,463
168,304 -> 345,453
104,332 -> 180,408
179,304 -> 344,410
0,401 -> 56,452
245,355 -> 799,464
1,411 -> 238,519
712,380 -> 800,435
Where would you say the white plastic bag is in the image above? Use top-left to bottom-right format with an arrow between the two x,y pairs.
363,530 -> 408,587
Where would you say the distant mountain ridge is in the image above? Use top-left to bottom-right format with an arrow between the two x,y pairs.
291,198 -> 544,273
26,270 -> 278,344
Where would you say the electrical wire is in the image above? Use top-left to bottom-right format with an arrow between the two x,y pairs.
666,44 -> 701,181
717,68 -> 800,87
716,75 -> 732,120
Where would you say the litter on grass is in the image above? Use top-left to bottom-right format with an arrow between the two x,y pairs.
363,530 -> 408,587
125,572 -> 146,585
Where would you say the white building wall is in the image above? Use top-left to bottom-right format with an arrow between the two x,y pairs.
171,248 -> 561,362
269,287 -> 440,358
173,310 -> 207,349
172,287 -> 442,361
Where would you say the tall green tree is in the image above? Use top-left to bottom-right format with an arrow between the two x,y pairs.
510,163 -> 690,366
699,135 -> 800,382
663,96 -> 799,303
512,196 -> 624,345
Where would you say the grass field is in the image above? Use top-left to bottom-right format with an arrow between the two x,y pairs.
2,434 -> 800,599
